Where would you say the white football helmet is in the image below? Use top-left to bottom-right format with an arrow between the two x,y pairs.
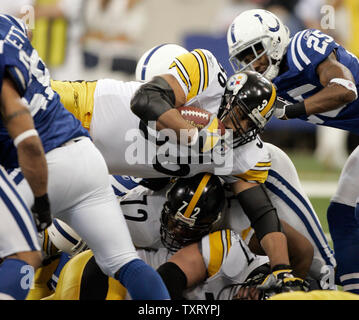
227,9 -> 290,80
46,218 -> 87,256
135,43 -> 189,82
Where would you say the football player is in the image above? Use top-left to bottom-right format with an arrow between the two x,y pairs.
51,44 -> 299,290
0,14 -> 170,300
119,143 -> 335,290
227,8 -> 359,293
37,173 -> 272,300
0,33 -> 49,298
31,145 -> 334,300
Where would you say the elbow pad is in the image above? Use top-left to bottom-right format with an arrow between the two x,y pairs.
236,184 -> 283,241
130,76 -> 176,125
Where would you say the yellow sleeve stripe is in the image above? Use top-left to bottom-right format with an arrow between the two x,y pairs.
193,49 -> 209,92
260,84 -> 276,117
255,161 -> 271,168
183,173 -> 212,218
225,229 -> 232,251
241,226 -> 252,241
207,231 -> 224,277
207,229 -> 232,277
42,229 -> 49,253
170,60 -> 191,91
236,169 -> 269,184
170,50 -> 209,101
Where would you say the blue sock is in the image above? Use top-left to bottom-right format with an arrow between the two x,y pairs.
47,252 -> 71,291
0,258 -> 34,300
116,259 -> 170,300
327,201 -> 359,293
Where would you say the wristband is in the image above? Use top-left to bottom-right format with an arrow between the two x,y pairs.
271,264 -> 292,272
13,129 -> 39,147
34,193 -> 50,212
330,78 -> 358,98
285,101 -> 307,119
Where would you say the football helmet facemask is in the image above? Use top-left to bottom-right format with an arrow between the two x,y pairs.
218,70 -> 276,148
160,173 -> 225,252
227,9 -> 290,80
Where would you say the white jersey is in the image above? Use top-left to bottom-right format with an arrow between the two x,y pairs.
136,229 -> 269,300
52,49 -> 271,180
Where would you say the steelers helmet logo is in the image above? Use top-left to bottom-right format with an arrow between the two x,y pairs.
226,73 -> 248,95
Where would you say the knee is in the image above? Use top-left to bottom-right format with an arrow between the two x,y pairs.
6,251 -> 43,270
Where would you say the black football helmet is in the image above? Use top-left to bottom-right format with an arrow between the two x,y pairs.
218,70 -> 277,148
160,173 -> 225,252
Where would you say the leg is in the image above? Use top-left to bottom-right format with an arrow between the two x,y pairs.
0,167 -> 41,300
329,146 -> 359,293
46,138 -> 169,299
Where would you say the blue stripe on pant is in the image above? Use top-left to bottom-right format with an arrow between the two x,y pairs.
327,201 -> 359,293
0,169 -> 37,251
266,170 -> 335,268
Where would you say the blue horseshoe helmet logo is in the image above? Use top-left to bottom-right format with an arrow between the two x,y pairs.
254,14 -> 280,32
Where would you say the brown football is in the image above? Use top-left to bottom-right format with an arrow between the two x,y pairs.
177,106 -> 226,135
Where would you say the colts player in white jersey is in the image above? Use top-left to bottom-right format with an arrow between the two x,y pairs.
227,8 -> 359,294
50,43 -> 305,290
0,14 -> 170,300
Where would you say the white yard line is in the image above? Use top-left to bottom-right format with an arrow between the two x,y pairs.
302,181 -> 338,198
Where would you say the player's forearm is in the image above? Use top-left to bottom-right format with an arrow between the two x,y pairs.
157,108 -> 198,144
304,83 -> 357,115
17,136 -> 48,197
1,78 -> 48,197
260,232 -> 290,268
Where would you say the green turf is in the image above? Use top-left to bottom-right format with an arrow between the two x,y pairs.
285,150 -> 341,182
282,150 -> 336,245
310,197 -> 331,236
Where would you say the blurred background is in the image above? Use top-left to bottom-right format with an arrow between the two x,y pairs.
2,0 -> 359,245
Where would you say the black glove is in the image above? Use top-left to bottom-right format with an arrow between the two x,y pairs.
257,264 -> 308,299
274,97 -> 307,120
31,194 -> 52,232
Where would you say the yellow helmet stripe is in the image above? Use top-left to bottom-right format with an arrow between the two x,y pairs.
260,84 -> 276,117
183,173 -> 212,218
225,229 -> 232,251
